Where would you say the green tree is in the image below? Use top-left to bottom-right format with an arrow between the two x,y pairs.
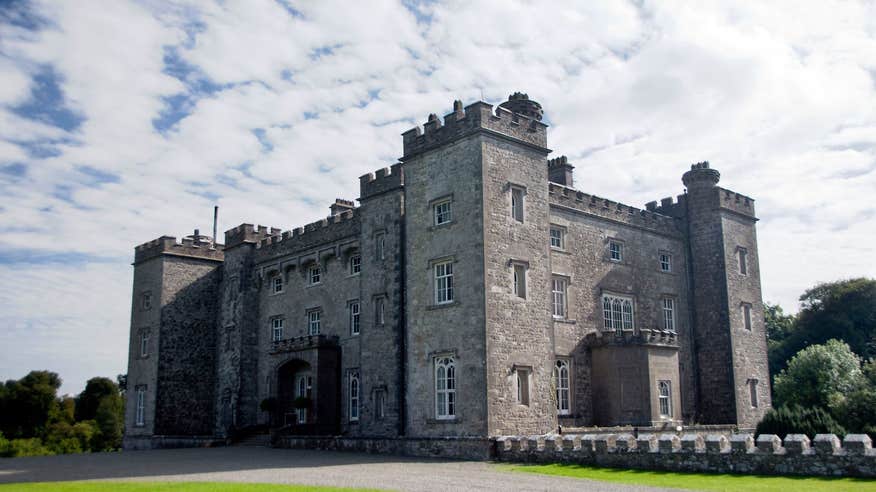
0,371 -> 62,439
773,339 -> 864,409
765,302 -> 796,342
92,393 -> 124,451
75,377 -> 119,422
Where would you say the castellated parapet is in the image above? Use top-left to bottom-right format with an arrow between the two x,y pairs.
253,209 -> 360,263
359,163 -> 404,200
224,224 -> 282,249
401,99 -> 549,160
134,234 -> 224,265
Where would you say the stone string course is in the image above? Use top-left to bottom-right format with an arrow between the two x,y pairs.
495,433 -> 876,477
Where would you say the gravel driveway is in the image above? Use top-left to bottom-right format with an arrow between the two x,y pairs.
0,446 -> 684,492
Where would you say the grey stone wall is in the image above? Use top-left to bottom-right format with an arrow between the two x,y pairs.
125,255 -> 162,438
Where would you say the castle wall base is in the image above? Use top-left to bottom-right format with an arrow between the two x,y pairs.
275,435 -> 494,461
122,435 -> 227,451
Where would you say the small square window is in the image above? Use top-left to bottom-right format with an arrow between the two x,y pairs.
350,255 -> 361,275
308,310 -> 321,335
271,318 -> 284,342
272,276 -> 284,294
309,265 -> 321,285
513,264 -> 526,299
350,301 -> 360,335
660,253 -> 672,272
609,241 -> 623,262
511,187 -> 525,222
550,226 -> 564,249
434,199 -> 452,226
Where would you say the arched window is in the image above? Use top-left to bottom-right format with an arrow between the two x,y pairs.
349,372 -> 360,422
658,380 -> 672,417
296,374 -> 311,424
435,356 -> 456,419
555,360 -> 570,415
611,298 -> 623,333
622,299 -> 633,330
602,294 -> 636,333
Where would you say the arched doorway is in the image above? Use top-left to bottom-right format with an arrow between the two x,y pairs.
276,359 -> 312,428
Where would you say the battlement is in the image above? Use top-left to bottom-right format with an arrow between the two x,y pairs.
645,194 -> 688,218
253,208 -> 360,262
359,162 -> 403,200
225,223 -> 282,249
718,187 -> 756,219
330,198 -> 356,216
134,233 -> 224,265
401,97 -> 549,160
549,183 -> 681,237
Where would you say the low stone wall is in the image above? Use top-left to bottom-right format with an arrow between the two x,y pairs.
495,433 -> 876,478
276,435 -> 493,461
123,435 -> 227,450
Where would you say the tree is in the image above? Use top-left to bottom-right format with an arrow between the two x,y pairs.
773,339 -> 864,409
765,302 -> 796,342
75,377 -> 119,422
92,393 -> 124,451
0,371 -> 62,439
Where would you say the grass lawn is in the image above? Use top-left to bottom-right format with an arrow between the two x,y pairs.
500,463 -> 876,491
0,483 -> 383,492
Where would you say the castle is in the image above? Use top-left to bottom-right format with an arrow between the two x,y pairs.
123,93 -> 772,452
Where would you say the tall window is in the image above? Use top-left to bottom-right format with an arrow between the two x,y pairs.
141,291 -> 152,310
271,318 -> 284,341
272,275 -> 283,294
349,372 -> 360,422
309,265 -> 321,285
662,297 -> 676,332
742,303 -> 752,331
434,199 -> 452,225
434,261 -> 454,304
135,386 -> 146,426
550,226 -> 564,249
511,187 -> 524,222
738,247 -> 748,275
376,233 -> 385,260
350,301 -> 360,335
516,368 -> 530,406
350,255 -> 361,275
609,241 -> 623,262
435,356 -> 456,419
375,390 -> 386,419
555,360 -> 570,415
140,331 -> 149,357
308,310 -> 321,335
552,277 -> 567,318
602,294 -> 634,333
749,379 -> 759,408
660,252 -> 672,272
375,297 -> 385,325
513,264 -> 526,299
296,375 -> 312,424
658,380 -> 672,417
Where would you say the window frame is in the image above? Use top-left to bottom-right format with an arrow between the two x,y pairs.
658,380 -> 672,418
742,302 -> 753,331
737,247 -> 748,275
271,317 -> 284,342
375,389 -> 386,419
662,297 -> 676,332
659,252 -> 672,273
272,275 -> 284,294
555,360 -> 571,415
141,291 -> 152,311
308,265 -> 321,285
434,260 -> 454,305
609,240 -> 623,262
139,331 -> 149,357
350,301 -> 360,335
749,378 -> 759,408
512,263 -> 527,299
552,276 -> 568,319
434,356 -> 456,420
602,293 -> 635,333
349,372 -> 360,422
433,198 -> 453,226
549,226 -> 565,250
135,386 -> 146,426
510,185 -> 525,222
375,232 -> 386,261
515,367 -> 531,406
350,255 -> 361,275
307,310 -> 321,335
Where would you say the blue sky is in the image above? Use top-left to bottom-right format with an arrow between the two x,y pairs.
1,0 -> 875,395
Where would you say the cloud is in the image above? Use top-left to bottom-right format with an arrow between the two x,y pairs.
0,0 -> 875,394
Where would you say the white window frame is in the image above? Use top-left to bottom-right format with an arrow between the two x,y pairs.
309,265 -> 321,285
549,226 -> 565,250
742,303 -> 752,331
434,199 -> 452,226
658,380 -> 672,418
140,331 -> 149,357
552,277 -> 567,319
609,240 -> 623,262
662,297 -> 676,332
135,386 -> 146,426
659,252 -> 672,272
435,356 -> 456,420
511,186 -> 525,222
272,275 -> 284,294
434,261 -> 454,305
349,372 -> 360,422
513,263 -> 526,299
307,310 -> 321,335
737,247 -> 748,275
602,294 -> 634,333
350,301 -> 360,335
555,360 -> 570,415
350,255 -> 361,275
271,317 -> 284,342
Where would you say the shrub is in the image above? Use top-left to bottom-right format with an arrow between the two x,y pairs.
2,438 -> 51,457
755,405 -> 846,438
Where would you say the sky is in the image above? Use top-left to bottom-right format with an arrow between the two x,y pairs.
1,0 -> 875,396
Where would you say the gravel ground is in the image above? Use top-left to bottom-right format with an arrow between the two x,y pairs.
0,446 -> 685,492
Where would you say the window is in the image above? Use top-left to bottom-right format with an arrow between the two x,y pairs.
135,386 -> 146,426
141,291 -> 152,310
749,379 -> 759,408
511,187 -> 525,222
271,318 -> 284,341
658,380 -> 672,417
375,390 -> 386,419
309,265 -> 321,285
738,247 -> 748,275
516,367 -> 530,406
272,275 -> 283,294
350,255 -> 361,275
434,261 -> 454,304
350,301 -> 360,335
609,240 -> 623,262
602,294 -> 634,333
550,226 -> 565,249
742,303 -> 752,331
349,372 -> 360,422
434,199 -> 452,226
296,375 -> 312,424
552,277 -> 567,318
555,360 -> 570,415
308,310 -> 321,335
660,252 -> 672,272
513,264 -> 526,299
140,331 -> 149,357
662,297 -> 676,332
435,356 -> 456,419
376,233 -> 385,260
375,297 -> 385,325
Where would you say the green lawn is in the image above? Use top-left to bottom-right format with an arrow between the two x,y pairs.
0,483 -> 383,492
500,463 -> 876,491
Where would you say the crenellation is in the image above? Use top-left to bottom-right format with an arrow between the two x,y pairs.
134,234 -> 224,265
253,209 -> 360,261
718,186 -> 757,219
359,163 -> 403,200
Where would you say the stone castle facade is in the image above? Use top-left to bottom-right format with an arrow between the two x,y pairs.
123,93 -> 771,451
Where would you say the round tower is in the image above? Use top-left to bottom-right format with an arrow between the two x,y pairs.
498,92 -> 543,121
682,161 -> 720,189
